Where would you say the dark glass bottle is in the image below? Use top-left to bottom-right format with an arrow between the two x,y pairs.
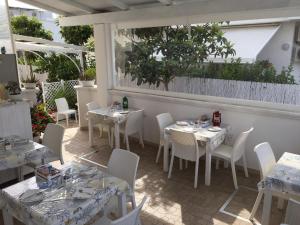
122,96 -> 128,109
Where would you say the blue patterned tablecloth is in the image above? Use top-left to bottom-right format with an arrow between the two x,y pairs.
259,152 -> 300,195
0,141 -> 56,171
1,162 -> 129,225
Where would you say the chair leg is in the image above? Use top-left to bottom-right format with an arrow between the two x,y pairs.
108,127 -> 111,146
60,158 -> 64,165
185,160 -> 188,169
110,128 -> 114,147
168,154 -> 175,179
216,158 -> 220,170
277,198 -> 284,210
249,190 -> 263,220
74,112 -> 78,123
231,161 -> 238,189
242,154 -> 249,178
139,131 -> 144,148
98,124 -> 103,138
194,159 -> 199,188
125,134 -> 130,151
156,145 -> 162,163
66,114 -> 69,127
179,159 -> 183,170
17,167 -> 24,181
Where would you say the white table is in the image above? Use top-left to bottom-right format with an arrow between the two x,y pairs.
164,123 -> 227,186
88,107 -> 141,148
0,141 -> 55,171
1,162 -> 129,225
260,152 -> 300,225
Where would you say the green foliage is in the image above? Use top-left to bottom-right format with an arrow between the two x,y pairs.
59,24 -> 93,45
79,68 -> 96,81
34,53 -> 80,82
11,15 -> 53,40
186,59 -> 296,84
119,23 -> 236,90
48,86 -> 77,110
21,73 -> 38,83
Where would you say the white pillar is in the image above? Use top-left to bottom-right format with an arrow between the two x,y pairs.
94,24 -> 113,107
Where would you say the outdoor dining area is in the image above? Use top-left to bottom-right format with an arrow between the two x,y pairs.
1,0 -> 300,224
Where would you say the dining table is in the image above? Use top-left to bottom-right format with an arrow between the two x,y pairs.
0,139 -> 56,173
1,162 -> 129,225
164,121 -> 227,186
88,107 -> 142,148
260,152 -> 300,225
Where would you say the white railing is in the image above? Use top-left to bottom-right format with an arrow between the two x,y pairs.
42,80 -> 79,111
118,76 -> 300,105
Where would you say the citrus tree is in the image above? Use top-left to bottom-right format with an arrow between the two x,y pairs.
120,23 -> 236,91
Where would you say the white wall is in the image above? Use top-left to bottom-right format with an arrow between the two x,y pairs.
110,90 -> 300,170
258,21 -> 297,80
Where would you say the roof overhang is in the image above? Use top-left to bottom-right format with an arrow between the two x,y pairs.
16,0 -> 300,28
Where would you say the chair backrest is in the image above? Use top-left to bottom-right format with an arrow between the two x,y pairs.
232,127 -> 254,161
170,129 -> 203,161
111,196 -> 147,225
55,97 -> 69,113
125,110 -> 143,135
43,123 -> 65,164
86,101 -> 100,111
284,199 -> 300,225
156,113 -> 174,141
107,149 -> 140,191
254,142 -> 276,179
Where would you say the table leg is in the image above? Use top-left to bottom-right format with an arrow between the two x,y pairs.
2,208 -> 14,225
261,190 -> 272,225
163,134 -> 169,172
114,123 -> 120,149
117,192 -> 127,217
88,116 -> 94,147
205,144 -> 212,186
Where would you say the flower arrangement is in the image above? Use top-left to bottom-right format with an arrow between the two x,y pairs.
5,81 -> 21,95
31,103 -> 55,137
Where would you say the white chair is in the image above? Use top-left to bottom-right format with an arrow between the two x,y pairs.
168,129 -> 205,188
92,196 -> 147,225
22,124 -> 65,179
249,142 -> 276,220
281,199 -> 300,225
155,113 -> 174,163
55,97 -> 77,127
86,102 -> 113,146
106,149 -> 140,212
213,127 -> 254,189
119,110 -> 144,151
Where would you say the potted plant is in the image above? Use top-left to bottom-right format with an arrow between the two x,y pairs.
21,73 -> 38,89
5,81 -> 22,101
79,68 -> 96,87
31,103 -> 55,142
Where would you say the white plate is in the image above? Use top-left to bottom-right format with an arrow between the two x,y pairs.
176,121 -> 189,126
208,127 -> 222,132
19,189 -> 44,204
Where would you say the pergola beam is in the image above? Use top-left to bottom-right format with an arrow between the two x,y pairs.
158,0 -> 173,6
17,0 -> 71,16
111,0 -> 130,10
59,0 -> 97,13
59,0 -> 300,27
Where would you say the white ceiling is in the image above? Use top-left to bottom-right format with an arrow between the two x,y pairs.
17,0 -> 203,16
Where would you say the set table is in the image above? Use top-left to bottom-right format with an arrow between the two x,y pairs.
1,162 -> 129,225
164,123 -> 227,186
88,107 -> 141,148
260,152 -> 300,225
0,140 -> 56,172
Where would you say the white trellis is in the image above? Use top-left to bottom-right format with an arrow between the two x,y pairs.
42,80 -> 79,111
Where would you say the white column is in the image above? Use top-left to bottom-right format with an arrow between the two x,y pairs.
94,24 -> 114,107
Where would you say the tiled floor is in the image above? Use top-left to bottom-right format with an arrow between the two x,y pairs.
1,122 -> 285,225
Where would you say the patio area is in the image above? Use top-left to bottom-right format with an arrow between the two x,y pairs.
1,123 -> 284,225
